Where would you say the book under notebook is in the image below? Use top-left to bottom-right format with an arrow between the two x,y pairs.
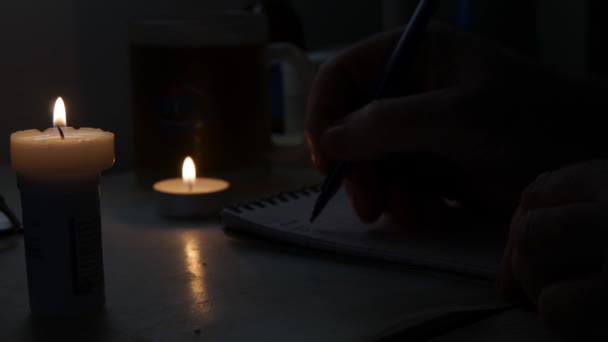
221,187 -> 506,280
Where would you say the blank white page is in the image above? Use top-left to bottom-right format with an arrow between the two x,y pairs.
221,188 -> 505,280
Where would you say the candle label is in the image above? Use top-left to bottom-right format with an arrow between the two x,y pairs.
69,216 -> 104,294
18,176 -> 106,315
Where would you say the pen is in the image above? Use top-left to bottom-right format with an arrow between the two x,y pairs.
310,0 -> 439,222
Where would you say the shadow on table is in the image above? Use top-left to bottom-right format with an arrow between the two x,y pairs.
18,310 -> 118,342
104,196 -> 224,230
0,234 -> 20,254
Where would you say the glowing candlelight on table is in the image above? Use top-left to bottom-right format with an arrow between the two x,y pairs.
153,156 -> 230,217
54,97 -> 67,139
54,97 -> 67,125
10,96 -> 114,316
182,156 -> 196,192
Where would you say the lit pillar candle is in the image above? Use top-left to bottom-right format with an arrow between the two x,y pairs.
153,156 -> 230,217
11,98 -> 114,179
10,97 -> 114,316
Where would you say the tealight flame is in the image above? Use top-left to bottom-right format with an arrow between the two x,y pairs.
53,97 -> 67,127
182,156 -> 196,191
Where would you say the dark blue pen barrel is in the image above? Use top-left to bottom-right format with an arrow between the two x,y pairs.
458,0 -> 473,32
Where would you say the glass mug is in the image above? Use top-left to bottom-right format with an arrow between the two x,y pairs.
129,12 -> 314,187
270,47 -> 341,146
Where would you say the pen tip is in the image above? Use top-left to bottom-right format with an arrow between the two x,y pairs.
310,208 -> 321,223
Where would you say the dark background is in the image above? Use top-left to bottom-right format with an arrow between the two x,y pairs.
0,0 -> 599,170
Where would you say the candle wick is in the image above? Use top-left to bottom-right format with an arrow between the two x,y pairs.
188,182 -> 193,192
57,126 -> 65,140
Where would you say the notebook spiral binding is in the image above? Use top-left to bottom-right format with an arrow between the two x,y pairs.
224,185 -> 321,214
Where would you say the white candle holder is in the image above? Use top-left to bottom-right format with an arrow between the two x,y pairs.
18,174 -> 105,316
153,178 -> 230,218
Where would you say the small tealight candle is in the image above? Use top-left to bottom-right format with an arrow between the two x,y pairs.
153,156 -> 230,217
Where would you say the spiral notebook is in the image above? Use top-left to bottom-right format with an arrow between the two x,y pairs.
221,187 -> 505,280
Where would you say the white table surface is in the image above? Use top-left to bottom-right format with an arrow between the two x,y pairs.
0,165 -> 552,341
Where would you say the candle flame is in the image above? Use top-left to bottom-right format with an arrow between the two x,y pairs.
53,97 -> 67,127
182,156 -> 196,189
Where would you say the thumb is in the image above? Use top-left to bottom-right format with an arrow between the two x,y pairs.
538,273 -> 608,339
320,88 -> 466,161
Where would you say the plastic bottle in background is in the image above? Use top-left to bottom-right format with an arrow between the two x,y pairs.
246,0 -> 308,145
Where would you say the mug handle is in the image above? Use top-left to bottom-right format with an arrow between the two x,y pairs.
267,43 -> 317,146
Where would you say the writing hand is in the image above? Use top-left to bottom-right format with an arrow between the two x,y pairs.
306,23 -> 607,226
